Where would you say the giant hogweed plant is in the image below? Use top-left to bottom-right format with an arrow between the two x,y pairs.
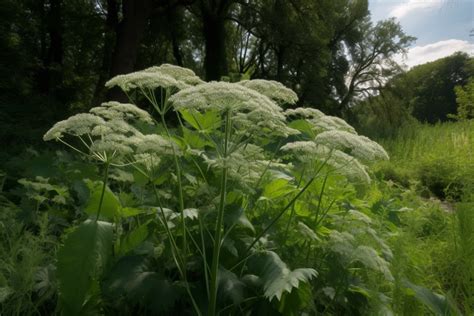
43,64 -> 389,315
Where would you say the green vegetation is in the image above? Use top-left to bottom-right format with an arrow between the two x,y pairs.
1,66 -> 473,315
377,120 -> 474,201
1,0 -> 473,315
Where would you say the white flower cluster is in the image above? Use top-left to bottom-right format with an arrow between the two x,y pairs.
43,101 -> 181,163
105,71 -> 188,92
238,79 -> 298,105
136,134 -> 181,156
280,141 -> 370,183
43,113 -> 106,141
143,64 -> 204,86
169,82 -> 298,137
285,108 -> 356,134
90,101 -> 154,124
315,130 -> 389,162
105,64 -> 203,93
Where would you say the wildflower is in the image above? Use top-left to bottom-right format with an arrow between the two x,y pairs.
238,79 -> 298,105
136,134 -> 182,156
105,71 -> 189,93
315,130 -> 389,162
169,82 -> 298,137
43,113 -> 106,141
143,64 -> 204,86
281,141 -> 371,183
90,101 -> 154,124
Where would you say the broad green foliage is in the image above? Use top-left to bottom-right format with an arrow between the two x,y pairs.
3,64 -> 469,315
57,220 -> 113,316
39,64 -> 391,315
248,251 -> 317,301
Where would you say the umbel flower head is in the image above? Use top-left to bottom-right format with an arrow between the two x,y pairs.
43,113 -> 106,141
143,64 -> 204,86
90,101 -> 154,124
169,82 -> 299,137
105,64 -> 203,94
238,79 -> 298,106
315,130 -> 389,162
280,141 -> 371,183
285,107 -> 356,134
105,71 -> 189,93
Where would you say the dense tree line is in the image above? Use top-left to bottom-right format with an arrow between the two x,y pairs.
3,0 -> 472,147
0,0 -> 413,136
354,52 -> 474,137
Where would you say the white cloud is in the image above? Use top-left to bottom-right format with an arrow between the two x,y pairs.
397,39 -> 474,68
389,0 -> 444,19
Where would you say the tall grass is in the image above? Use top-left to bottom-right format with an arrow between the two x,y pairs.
374,120 -> 474,201
379,120 -> 474,167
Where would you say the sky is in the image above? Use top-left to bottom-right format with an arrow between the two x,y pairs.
369,0 -> 473,68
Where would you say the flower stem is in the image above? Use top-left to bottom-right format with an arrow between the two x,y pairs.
95,162 -> 110,221
208,110 -> 231,316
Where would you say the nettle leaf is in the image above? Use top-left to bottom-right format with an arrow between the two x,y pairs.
57,220 -> 114,316
249,251 -> 317,301
180,109 -> 221,131
103,256 -> 180,313
84,180 -> 121,219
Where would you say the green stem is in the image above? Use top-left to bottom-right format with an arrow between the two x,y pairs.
243,177 -> 315,256
208,110 -> 231,316
95,162 -> 110,221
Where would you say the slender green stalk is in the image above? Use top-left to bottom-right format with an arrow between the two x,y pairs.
208,110 -> 231,316
95,162 -> 110,221
199,217 -> 211,299
242,177 -> 315,257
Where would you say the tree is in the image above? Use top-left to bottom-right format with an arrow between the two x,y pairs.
454,80 -> 474,120
337,18 -> 414,116
193,0 -> 235,81
409,52 -> 473,122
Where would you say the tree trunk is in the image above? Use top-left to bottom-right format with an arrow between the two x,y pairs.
92,0 -> 119,105
107,0 -> 152,102
202,2 -> 229,81
38,0 -> 63,95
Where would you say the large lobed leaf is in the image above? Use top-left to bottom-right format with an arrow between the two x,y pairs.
57,220 -> 113,316
103,255 -> 180,313
249,251 -> 317,301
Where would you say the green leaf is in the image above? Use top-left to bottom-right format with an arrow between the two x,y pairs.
404,281 -> 460,316
0,287 -> 13,303
352,246 -> 393,281
118,222 -> 150,256
119,207 -> 147,218
84,180 -> 121,219
218,268 -> 245,305
249,251 -> 317,301
182,126 -> 211,148
288,119 -> 315,138
57,220 -> 113,316
261,178 -> 295,200
103,256 -> 180,313
180,109 -> 221,131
